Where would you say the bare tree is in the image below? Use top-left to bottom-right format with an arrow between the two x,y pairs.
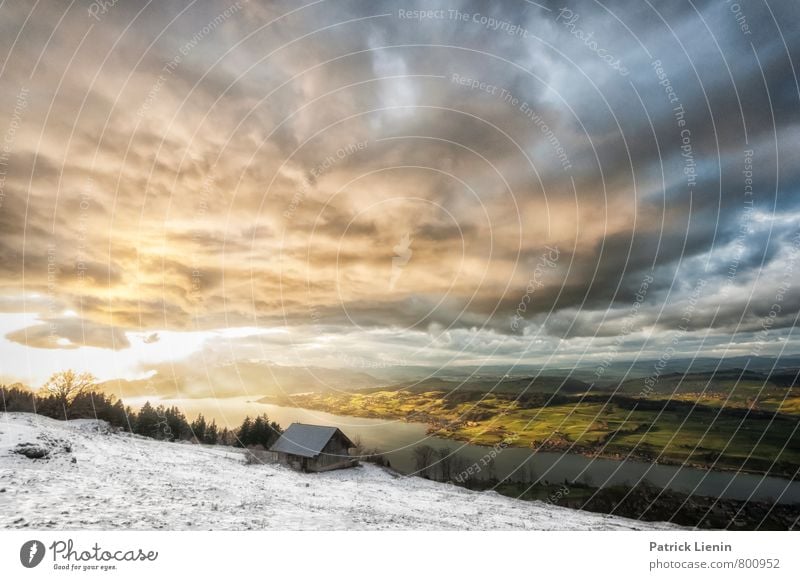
413,444 -> 435,478
437,447 -> 454,482
451,456 -> 469,484
485,457 -> 497,482
350,435 -> 386,465
450,456 -> 478,489
43,370 -> 97,417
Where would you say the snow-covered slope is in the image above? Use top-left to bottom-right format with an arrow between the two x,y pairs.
0,413 -> 677,530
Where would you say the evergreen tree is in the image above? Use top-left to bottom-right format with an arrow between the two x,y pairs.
164,405 -> 189,441
135,402 -> 162,438
109,399 -> 133,431
0,384 -> 36,413
190,413 -> 207,442
204,420 -> 218,444
251,415 -> 268,447
218,427 -> 235,446
153,405 -> 169,439
236,416 -> 253,447
238,414 -> 282,448
123,405 -> 137,432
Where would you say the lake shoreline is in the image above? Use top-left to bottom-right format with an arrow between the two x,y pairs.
258,396 -> 800,482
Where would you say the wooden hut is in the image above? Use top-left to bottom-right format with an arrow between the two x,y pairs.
269,423 -> 357,472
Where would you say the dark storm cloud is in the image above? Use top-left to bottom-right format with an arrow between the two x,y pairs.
0,0 -> 796,368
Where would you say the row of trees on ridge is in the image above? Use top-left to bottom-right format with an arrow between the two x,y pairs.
1,370 -> 282,449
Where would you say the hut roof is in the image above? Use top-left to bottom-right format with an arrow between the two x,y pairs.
269,423 -> 354,458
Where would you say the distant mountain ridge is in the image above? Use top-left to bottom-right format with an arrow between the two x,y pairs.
96,361 -> 380,400
65,354 -> 800,400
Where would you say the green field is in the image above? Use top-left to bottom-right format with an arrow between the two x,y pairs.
274,383 -> 800,478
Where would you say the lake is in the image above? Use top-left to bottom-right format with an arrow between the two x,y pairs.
132,396 -> 800,504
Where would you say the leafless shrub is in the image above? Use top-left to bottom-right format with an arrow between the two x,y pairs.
437,447 -> 459,482
413,444 -> 435,478
350,435 -> 387,465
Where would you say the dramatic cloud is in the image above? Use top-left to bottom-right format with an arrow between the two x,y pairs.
0,0 -> 798,386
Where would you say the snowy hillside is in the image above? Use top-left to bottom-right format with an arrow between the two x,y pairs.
0,413 -> 677,530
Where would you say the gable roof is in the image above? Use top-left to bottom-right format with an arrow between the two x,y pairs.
269,423 -> 354,458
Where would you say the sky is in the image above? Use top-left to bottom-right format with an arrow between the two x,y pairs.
0,0 -> 798,389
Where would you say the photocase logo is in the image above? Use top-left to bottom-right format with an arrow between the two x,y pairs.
20,540 -> 45,568
389,232 -> 413,291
